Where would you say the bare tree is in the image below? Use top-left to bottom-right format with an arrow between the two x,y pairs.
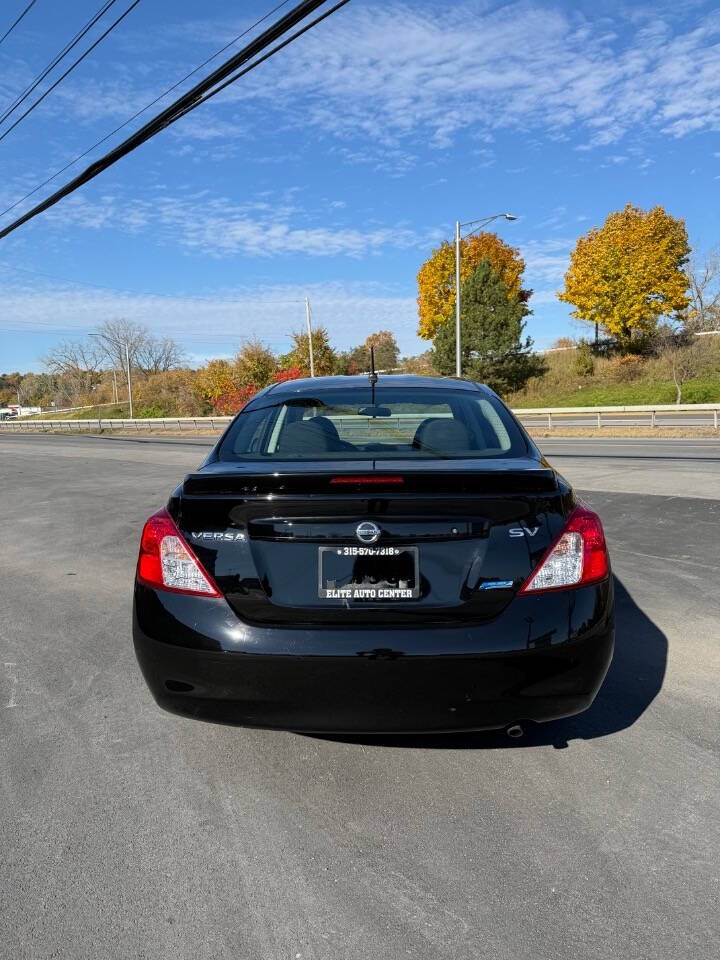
43,340 -> 104,404
683,249 -> 720,332
661,342 -> 706,403
93,319 -> 183,376
135,334 -> 184,375
93,319 -> 148,373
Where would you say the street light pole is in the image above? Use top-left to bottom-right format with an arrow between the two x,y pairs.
454,212 -> 517,377
90,332 -> 133,416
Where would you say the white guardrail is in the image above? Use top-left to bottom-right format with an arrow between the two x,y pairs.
0,404 -> 719,432
0,416 -> 233,431
514,403 -> 720,429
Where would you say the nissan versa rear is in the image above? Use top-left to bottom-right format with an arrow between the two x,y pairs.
133,375 -> 614,733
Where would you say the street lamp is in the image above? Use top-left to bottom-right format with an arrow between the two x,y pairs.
89,333 -> 133,418
454,212 -> 517,377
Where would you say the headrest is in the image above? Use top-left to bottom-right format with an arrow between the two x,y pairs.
276,420 -> 332,454
414,417 -> 471,453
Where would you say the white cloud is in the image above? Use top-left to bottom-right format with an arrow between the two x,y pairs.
5,1 -> 719,187
0,276 -> 424,355
522,237 -> 573,288
198,1 -> 720,157
34,189 -> 435,258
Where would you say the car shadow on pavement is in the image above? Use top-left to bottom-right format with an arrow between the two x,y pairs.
312,576 -> 667,751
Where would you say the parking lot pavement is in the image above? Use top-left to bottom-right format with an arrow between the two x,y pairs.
1,434 -> 718,960
537,436 -> 720,499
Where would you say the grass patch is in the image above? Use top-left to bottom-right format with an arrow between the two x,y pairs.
24,405 -> 131,420
507,342 -> 720,408
511,379 -> 720,407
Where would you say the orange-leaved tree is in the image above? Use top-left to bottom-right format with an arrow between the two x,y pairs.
194,359 -> 238,411
274,366 -> 303,383
214,384 -> 258,415
558,204 -> 690,350
417,232 -> 528,341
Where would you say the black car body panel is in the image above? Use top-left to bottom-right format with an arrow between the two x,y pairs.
133,376 -> 614,732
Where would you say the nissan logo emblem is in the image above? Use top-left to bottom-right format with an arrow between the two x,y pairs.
356,521 -> 381,545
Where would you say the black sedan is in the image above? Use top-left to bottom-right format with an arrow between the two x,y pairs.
133,374 -> 614,734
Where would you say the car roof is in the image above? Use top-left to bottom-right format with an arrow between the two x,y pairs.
262,374 -> 490,399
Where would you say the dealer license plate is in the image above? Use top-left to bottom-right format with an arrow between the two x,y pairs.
318,545 -> 420,600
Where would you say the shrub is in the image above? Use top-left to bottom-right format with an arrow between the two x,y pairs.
214,384 -> 258,414
274,366 -> 303,383
134,369 -> 208,416
574,340 -> 595,377
607,354 -> 645,382
136,403 -> 167,419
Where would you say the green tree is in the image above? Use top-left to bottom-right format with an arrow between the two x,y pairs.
363,330 -> 400,370
417,233 -> 528,341
433,260 -> 546,394
332,350 -> 357,375
283,326 -> 336,376
344,330 -> 401,373
234,340 -> 277,387
574,340 -> 595,377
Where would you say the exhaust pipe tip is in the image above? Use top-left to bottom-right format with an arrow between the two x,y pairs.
506,723 -> 524,739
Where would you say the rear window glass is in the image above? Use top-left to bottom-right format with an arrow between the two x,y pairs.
217,387 -> 528,461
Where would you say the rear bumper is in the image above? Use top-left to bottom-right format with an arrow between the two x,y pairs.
133,582 -> 614,733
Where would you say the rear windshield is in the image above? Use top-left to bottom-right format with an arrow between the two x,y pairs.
217,387 -> 529,461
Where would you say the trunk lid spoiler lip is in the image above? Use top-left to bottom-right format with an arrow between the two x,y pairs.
191,455 -> 548,476
181,459 -> 558,497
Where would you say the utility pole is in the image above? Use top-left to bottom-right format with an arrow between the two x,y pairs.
305,296 -> 315,378
112,370 -> 118,404
455,220 -> 462,379
90,332 -> 133,416
454,212 -> 518,377
125,342 -> 133,418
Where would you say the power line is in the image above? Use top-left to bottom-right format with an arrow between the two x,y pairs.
0,0 -> 292,221
0,0 -> 120,128
174,0 -> 347,117
0,1 -> 38,48
0,0 -> 350,241
0,0 -> 141,145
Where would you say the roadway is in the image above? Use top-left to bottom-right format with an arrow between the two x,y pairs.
1,434 -> 718,960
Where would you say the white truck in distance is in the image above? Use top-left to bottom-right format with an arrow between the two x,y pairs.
0,405 -> 42,420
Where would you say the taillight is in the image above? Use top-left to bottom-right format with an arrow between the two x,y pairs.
137,508 -> 221,597
519,505 -> 609,594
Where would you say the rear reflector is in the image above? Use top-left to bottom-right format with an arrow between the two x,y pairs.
137,508 -> 221,597
519,505 -> 609,594
330,475 -> 405,486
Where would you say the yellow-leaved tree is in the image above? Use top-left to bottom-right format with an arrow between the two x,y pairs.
559,204 -> 691,350
416,232 -> 527,341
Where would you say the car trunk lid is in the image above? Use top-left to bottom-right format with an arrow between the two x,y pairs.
177,460 -> 567,626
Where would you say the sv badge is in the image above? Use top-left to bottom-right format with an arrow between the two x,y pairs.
509,526 -> 540,538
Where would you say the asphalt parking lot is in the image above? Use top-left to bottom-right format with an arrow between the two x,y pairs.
1,434 -> 718,960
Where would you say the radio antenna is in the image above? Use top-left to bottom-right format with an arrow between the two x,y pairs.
369,345 -> 378,406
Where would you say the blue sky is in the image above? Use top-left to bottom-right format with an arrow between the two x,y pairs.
1,0 -> 719,371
